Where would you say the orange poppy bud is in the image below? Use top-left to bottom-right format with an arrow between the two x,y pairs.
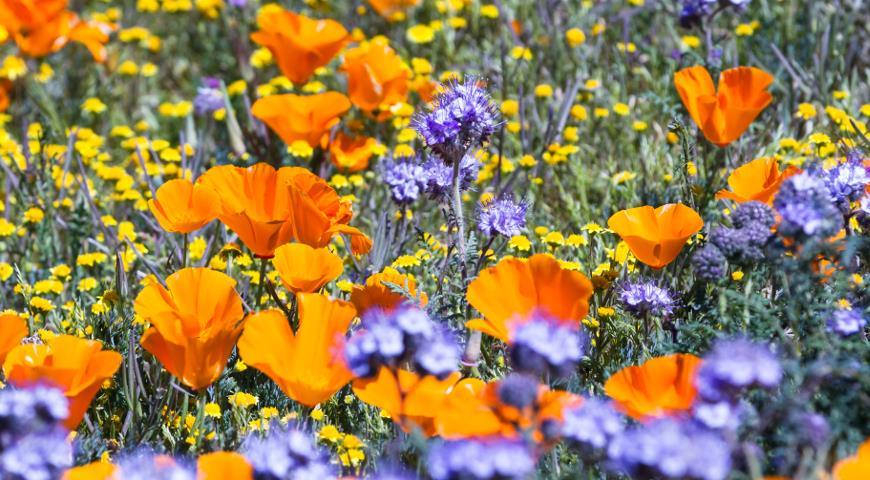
238,293 -> 356,406
341,39 -> 410,112
62,461 -> 117,480
715,157 -> 799,205
366,0 -> 421,19
465,254 -> 594,342
250,7 -> 349,85
607,203 -> 704,269
135,268 -> 245,391
329,133 -> 377,173
3,335 -> 122,429
833,438 -> 870,480
148,178 -> 221,234
271,243 -> 343,294
604,353 -> 702,420
197,452 -> 253,480
350,268 -> 427,314
674,65 -> 774,147
252,91 -> 351,148
0,313 -> 28,365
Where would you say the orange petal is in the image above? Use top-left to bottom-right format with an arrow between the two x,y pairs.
197,452 -> 253,480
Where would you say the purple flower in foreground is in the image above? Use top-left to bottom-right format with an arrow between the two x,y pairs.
380,156 -> 427,205
421,153 -> 481,198
774,172 -> 843,239
478,195 -> 528,237
618,280 -> 676,317
0,428 -> 72,480
823,158 -> 870,211
827,308 -> 867,336
509,313 -> 585,379
0,386 -> 71,480
692,245 -> 728,282
241,424 -> 335,480
113,451 -> 194,480
428,436 -> 535,480
561,398 -> 625,456
695,338 -> 782,403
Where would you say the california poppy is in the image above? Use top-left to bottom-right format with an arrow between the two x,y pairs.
197,452 -> 253,480
674,65 -> 774,147
61,462 -> 117,480
607,203 -> 704,269
3,335 -> 122,429
271,243 -> 343,294
0,313 -> 28,365
715,157 -> 798,205
0,0 -> 112,62
238,293 -> 356,406
0,80 -> 10,112
350,267 -> 428,314
367,0 -> 420,19
135,268 -> 244,391
250,6 -> 349,85
833,438 -> 870,480
352,367 -> 461,436
465,254 -> 594,342
604,353 -> 702,420
341,39 -> 410,113
329,133 -> 377,172
148,178 -> 221,234
251,92 -> 350,148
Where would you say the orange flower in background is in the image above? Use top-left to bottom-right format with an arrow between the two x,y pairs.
465,254 -> 594,342
271,243 -> 343,294
0,0 -> 112,61
62,461 -> 117,480
329,133 -> 377,172
148,178 -> 221,234
3,335 -> 122,429
607,203 -> 704,269
135,268 -> 244,391
350,267 -> 428,314
197,452 -> 254,480
367,0 -> 420,19
604,353 -> 702,420
353,367 -> 461,436
238,293 -> 356,406
252,92 -> 351,148
833,438 -> 870,480
715,157 -> 798,205
250,6 -> 349,85
675,65 -> 774,147
0,81 -> 11,112
341,39 -> 410,112
0,313 -> 28,365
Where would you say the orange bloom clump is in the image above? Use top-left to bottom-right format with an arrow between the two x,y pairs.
0,81 -> 10,112
3,335 -> 122,429
715,156 -> 798,205
367,0 -> 421,20
238,293 -> 356,406
607,203 -> 704,269
62,462 -> 117,480
833,438 -> 870,480
604,353 -> 702,420
465,254 -> 594,342
135,268 -> 244,391
250,6 -> 348,85
675,65 -> 774,147
197,452 -> 254,480
353,367 -> 461,436
252,92 -> 350,148
329,133 -> 378,172
350,267 -> 428,314
148,178 -> 221,234
0,313 -> 28,364
341,39 -> 410,113
0,0 -> 112,61
272,243 -> 343,294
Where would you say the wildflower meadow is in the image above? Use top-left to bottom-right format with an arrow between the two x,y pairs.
0,0 -> 869,479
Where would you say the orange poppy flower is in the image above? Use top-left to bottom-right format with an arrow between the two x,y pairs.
0,0 -> 112,62
62,462 -> 117,480
352,367 -> 461,436
329,133 -> 377,172
252,92 -> 351,148
607,203 -> 704,269
350,267 -> 428,314
148,179 -> 221,234
367,0 -> 420,19
0,80 -> 10,112
2,335 -> 122,429
341,39 -> 410,112
0,313 -> 28,365
604,353 -> 702,420
197,452 -> 253,480
465,254 -> 594,342
833,438 -> 870,480
250,6 -> 348,85
271,243 -> 343,294
238,293 -> 356,406
135,268 -> 244,391
715,157 -> 798,205
674,65 -> 774,147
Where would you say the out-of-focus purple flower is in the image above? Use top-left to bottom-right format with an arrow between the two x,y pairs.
415,330 -> 461,378
607,418 -> 731,480
618,280 -> 676,317
113,451 -> 195,480
823,158 -> 870,211
0,427 -> 72,480
412,77 -> 500,163
827,307 -> 867,336
679,0 -> 716,28
0,386 -> 68,435
509,312 -> 584,379
561,398 -> 625,456
792,411 -> 830,449
858,194 -> 870,229
0,386 -> 71,480
241,424 -> 335,480
478,195 -> 528,237
380,156 -> 427,205
774,172 -> 843,239
692,400 -> 742,431
228,0 -> 247,7
427,436 -> 535,480
696,338 -> 782,403
731,201 -> 776,230
421,153 -> 481,198
495,373 -> 539,409
692,245 -> 728,282
194,77 -> 225,115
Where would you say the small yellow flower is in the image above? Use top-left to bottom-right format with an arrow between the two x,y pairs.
501,99 -> 519,117
480,5 -> 499,18
632,121 -> 648,131
613,102 -> 630,116
681,35 -> 701,49
508,235 -> 531,251
731,270 -> 744,281
82,98 -> 107,114
23,207 -> 44,224
228,392 -> 259,408
534,84 -> 553,98
407,24 -> 435,44
795,103 -> 817,120
565,28 -> 585,47
204,403 -> 221,418
735,23 -> 755,36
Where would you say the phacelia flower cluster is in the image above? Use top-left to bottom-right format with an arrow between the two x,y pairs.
478,195 -> 528,238
241,424 -> 335,480
421,153 -> 482,198
427,436 -> 536,480
508,313 -> 585,379
193,77 -> 225,115
345,305 -> 460,379
380,154 -> 481,205
695,338 -> 782,403
774,172 -> 843,240
113,451 -> 195,480
560,398 -> 626,458
0,386 -> 72,480
693,201 -> 775,281
618,280 -> 677,317
822,155 -> 870,212
827,307 -> 867,336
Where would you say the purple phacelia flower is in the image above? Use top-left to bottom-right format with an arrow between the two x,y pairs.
421,153 -> 481,198
827,307 -> 866,336
478,195 -> 528,237
194,77 -> 225,115
380,156 -> 427,205
823,158 -> 870,211
495,373 -> 540,409
679,0 -> 717,28
774,172 -> 843,239
561,398 -> 625,456
241,424 -> 335,480
427,436 -> 535,480
696,338 -> 782,403
692,245 -> 728,282
0,386 -> 72,480
113,451 -> 195,480
618,280 -> 676,317
509,313 -> 585,379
